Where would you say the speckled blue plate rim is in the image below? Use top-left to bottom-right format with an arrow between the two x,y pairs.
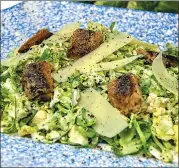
1,1 -> 178,167
1,1 -> 24,12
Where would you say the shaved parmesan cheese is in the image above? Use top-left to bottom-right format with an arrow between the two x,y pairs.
44,22 -> 81,44
129,38 -> 160,52
152,52 -> 178,96
90,55 -> 142,72
52,33 -> 133,83
78,88 -> 128,138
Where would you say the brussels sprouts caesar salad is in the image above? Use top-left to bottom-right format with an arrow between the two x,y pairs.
1,22 -> 178,163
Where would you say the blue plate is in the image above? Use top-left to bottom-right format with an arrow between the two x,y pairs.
1,1 -> 178,167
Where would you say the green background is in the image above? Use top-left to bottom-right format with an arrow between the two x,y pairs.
81,1 -> 179,13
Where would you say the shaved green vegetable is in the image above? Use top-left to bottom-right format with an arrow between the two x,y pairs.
52,33 -> 133,83
78,88 -> 128,138
152,134 -> 173,163
68,125 -> 88,146
153,115 -> 174,141
149,146 -> 162,160
152,52 -> 178,96
87,21 -> 109,33
32,110 -> 47,124
133,118 -> 147,152
114,138 -> 142,156
109,22 -> 116,31
173,125 -> 178,153
163,43 -> 178,57
18,125 -> 36,136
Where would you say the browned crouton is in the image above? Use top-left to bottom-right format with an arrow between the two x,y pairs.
68,29 -> 103,59
22,61 -> 54,101
136,48 -> 178,67
162,55 -> 178,68
18,29 -> 53,53
136,48 -> 157,63
108,73 -> 142,116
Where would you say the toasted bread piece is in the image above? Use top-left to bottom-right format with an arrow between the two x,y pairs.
18,29 -> 53,53
68,29 -> 103,59
136,48 -> 178,67
22,61 -> 54,101
108,73 -> 142,116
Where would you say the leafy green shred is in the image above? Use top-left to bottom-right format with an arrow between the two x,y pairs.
113,116 -> 152,156
109,22 -> 116,31
151,134 -> 173,163
76,108 -> 96,127
114,138 -> 142,156
163,43 -> 178,57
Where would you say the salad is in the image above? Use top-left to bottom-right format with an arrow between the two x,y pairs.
1,22 -> 178,163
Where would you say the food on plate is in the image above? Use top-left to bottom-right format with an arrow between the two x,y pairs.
136,48 -> 178,67
22,61 -> 54,101
78,88 -> 128,138
136,48 -> 157,63
1,22 -> 178,163
108,73 -> 142,116
18,29 -> 53,53
52,32 -> 133,83
152,52 -> 178,96
68,29 -> 104,59
162,54 -> 178,68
